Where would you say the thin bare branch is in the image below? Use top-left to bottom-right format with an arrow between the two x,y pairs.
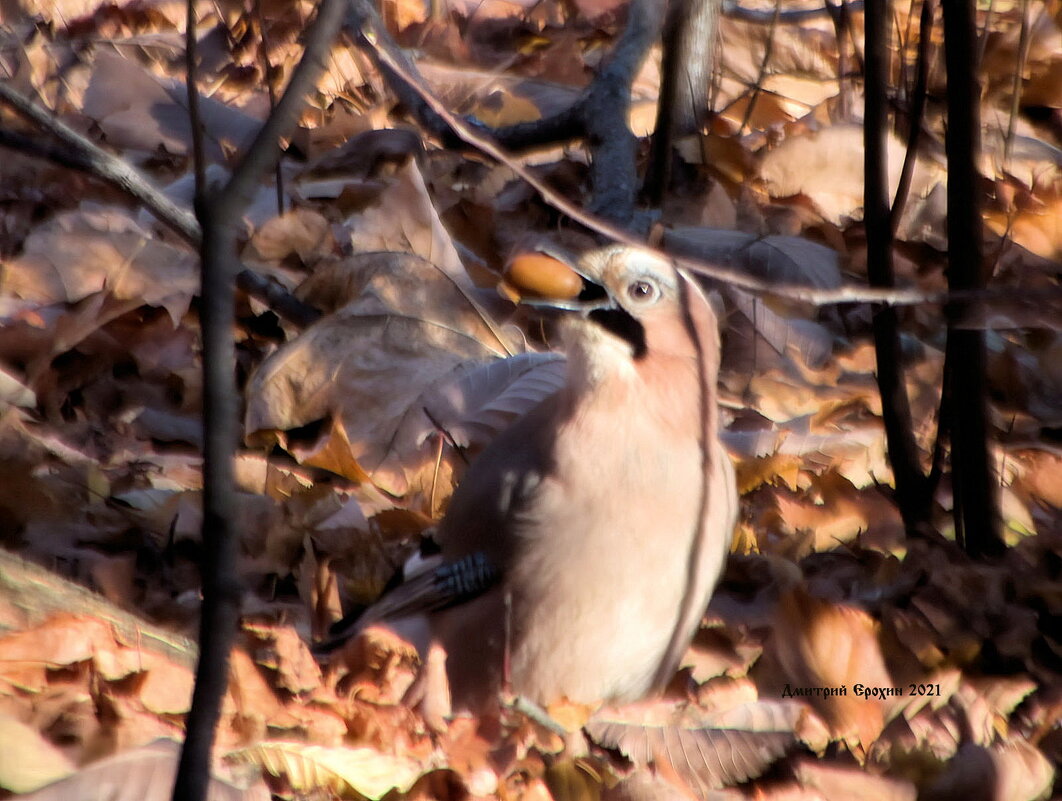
357,19 -> 939,307
1004,0 -> 1032,165
891,0 -> 935,232
174,0 -> 347,796
865,0 -> 931,530
255,0 -> 286,214
215,0 -> 346,218
0,81 -> 200,244
185,0 -> 206,198
0,83 -> 320,326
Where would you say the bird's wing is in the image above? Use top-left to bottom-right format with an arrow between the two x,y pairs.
314,394 -> 560,654
432,392 -> 560,561
313,551 -> 499,654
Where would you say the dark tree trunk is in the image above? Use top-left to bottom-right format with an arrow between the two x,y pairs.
941,0 -> 1004,557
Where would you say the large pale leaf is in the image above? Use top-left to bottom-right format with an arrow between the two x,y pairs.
585,700 -> 796,794
82,51 -> 260,160
1,207 -> 198,323
767,589 -> 894,753
23,739 -> 267,801
228,742 -> 424,800
342,160 -> 469,286
0,715 -> 75,794
757,124 -> 944,228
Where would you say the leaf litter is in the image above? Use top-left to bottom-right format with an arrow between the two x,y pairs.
0,0 -> 1059,799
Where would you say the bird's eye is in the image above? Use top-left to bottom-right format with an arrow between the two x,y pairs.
627,280 -> 658,302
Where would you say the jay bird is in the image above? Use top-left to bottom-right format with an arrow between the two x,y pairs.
320,244 -> 737,715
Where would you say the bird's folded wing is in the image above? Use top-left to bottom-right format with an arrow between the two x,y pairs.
313,552 -> 500,653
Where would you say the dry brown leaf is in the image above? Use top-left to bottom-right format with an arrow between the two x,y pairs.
244,208 -> 335,264
922,739 -> 1056,801
290,417 -> 373,484
244,309 -> 501,496
224,648 -> 302,732
717,14 -> 839,91
694,675 -> 760,713
1,207 -> 198,323
1008,447 -> 1062,508
11,0 -> 110,23
684,628 -> 763,684
82,51 -> 261,160
437,716 -> 500,796
417,62 -> 585,122
246,247 -> 559,497
732,450 -> 804,493
304,127 -> 422,179
726,289 -> 836,370
766,481 -> 903,550
294,252 -> 510,353
0,614 -> 108,670
136,653 -> 195,715
759,124 -> 944,227
986,196 -> 1062,261
242,620 -> 323,696
769,589 -> 894,753
334,625 -> 421,705
666,227 -> 843,289
342,159 -> 468,284
0,364 -> 36,410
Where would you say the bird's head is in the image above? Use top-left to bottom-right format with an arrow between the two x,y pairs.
505,244 -> 722,391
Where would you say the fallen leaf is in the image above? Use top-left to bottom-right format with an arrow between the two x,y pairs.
228,741 -> 425,800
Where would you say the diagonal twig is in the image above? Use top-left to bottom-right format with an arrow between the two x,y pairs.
355,15 -> 939,308
0,80 -> 200,244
